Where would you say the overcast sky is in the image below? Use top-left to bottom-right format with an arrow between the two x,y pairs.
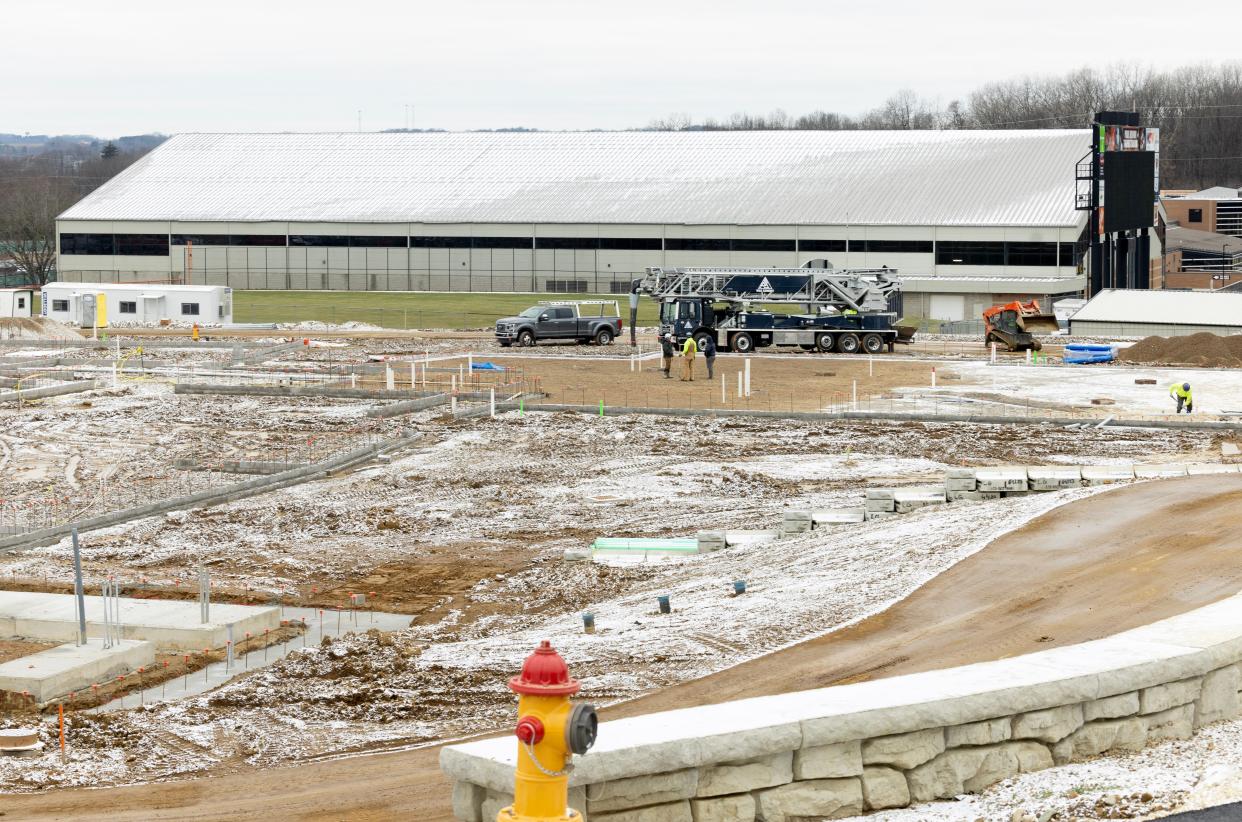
8,0 -> 1240,136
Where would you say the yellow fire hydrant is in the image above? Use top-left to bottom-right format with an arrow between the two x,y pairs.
498,640 -> 597,822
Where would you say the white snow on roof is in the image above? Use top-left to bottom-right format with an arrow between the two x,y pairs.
60,131 -> 1090,228
1072,288 -> 1242,327
41,282 -> 225,293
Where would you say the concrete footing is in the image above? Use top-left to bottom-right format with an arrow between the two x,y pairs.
0,591 -> 279,652
0,639 -> 154,703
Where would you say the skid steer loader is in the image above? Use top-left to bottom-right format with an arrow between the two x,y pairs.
982,300 -> 1059,352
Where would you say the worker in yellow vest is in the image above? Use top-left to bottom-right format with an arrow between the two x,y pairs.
680,336 -> 698,382
1169,382 -> 1193,414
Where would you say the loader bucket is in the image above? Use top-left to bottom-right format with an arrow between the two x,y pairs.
1021,314 -> 1060,334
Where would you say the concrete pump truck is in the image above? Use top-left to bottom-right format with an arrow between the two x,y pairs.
630,260 -> 912,354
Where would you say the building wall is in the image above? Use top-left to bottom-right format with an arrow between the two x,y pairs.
56,220 -> 1086,304
1163,199 -> 1219,231
1071,320 -> 1242,337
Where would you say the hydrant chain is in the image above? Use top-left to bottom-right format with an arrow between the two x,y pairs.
523,738 -> 573,778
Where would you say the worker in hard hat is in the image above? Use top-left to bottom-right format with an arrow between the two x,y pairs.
680,335 -> 698,381
701,334 -> 717,379
659,334 -> 676,378
1170,382 -> 1193,414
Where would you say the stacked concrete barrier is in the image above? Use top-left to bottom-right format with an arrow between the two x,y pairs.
863,490 -> 896,521
442,592 -> 1242,821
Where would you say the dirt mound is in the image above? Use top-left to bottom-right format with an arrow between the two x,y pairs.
0,317 -> 83,341
1118,332 -> 1242,368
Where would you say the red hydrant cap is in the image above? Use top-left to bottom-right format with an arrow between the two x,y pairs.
508,640 -> 580,696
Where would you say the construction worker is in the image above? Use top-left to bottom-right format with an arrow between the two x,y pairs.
680,335 -> 698,381
660,334 -> 676,378
701,335 -> 717,379
1170,382 -> 1193,414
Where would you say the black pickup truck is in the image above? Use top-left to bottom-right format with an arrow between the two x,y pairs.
495,301 -> 622,347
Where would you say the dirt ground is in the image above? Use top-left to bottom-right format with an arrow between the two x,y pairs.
5,475 -> 1242,821
0,638 -> 54,665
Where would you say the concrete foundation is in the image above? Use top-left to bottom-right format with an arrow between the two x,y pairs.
0,639 -> 153,703
0,591 -> 279,651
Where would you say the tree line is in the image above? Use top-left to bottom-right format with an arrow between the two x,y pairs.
647,63 -> 1242,190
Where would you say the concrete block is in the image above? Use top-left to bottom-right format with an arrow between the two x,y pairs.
974,467 -> 1028,491
1134,464 -> 1189,478
563,549 -> 591,562
781,510 -> 813,522
893,487 -> 947,513
480,790 -> 511,821
779,516 -> 811,536
755,778 -> 863,822
793,740 -> 862,780
1195,665 -> 1241,728
895,499 -> 946,514
865,511 -> 897,521
861,766 -> 909,810
944,478 -> 977,491
1051,717 -> 1146,764
452,781 -> 484,822
861,728 -> 945,770
947,489 -> 1001,502
945,468 -> 977,479
945,718 -> 1011,748
722,530 -> 780,548
689,793 -> 755,822
1000,489 -> 1030,497
1026,466 -> 1082,491
1145,703 -> 1195,742
1188,463 -> 1240,475
1083,691 -> 1139,722
588,769 -> 698,812
695,532 -> 726,552
1011,704 -> 1083,743
864,489 -> 895,500
907,741 -> 1049,802
0,639 -> 154,703
1140,677 -> 1203,714
1081,465 -> 1134,485
696,752 -> 791,797
811,508 -> 865,526
864,499 -> 896,513
592,801 -> 692,822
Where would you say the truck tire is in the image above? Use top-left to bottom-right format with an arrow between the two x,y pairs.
816,333 -> 834,352
693,332 -> 714,352
731,332 -> 755,353
862,333 -> 884,354
517,329 -> 536,347
594,328 -> 614,346
837,333 -> 861,354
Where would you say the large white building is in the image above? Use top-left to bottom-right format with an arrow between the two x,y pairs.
56,131 -> 1091,320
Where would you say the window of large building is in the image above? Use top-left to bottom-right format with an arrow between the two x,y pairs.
848,240 -> 934,254
598,238 -> 662,251
348,236 -> 407,248
536,237 -> 600,250
936,241 -> 1006,266
798,239 -> 846,253
171,234 -> 230,246
229,235 -> 286,246
731,239 -> 796,252
59,233 -> 115,255
470,237 -> 534,249
115,234 -> 169,256
664,238 -> 731,251
118,301 -> 137,314
1005,242 -> 1059,266
290,235 -> 349,247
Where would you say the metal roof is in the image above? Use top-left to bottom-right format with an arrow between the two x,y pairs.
1071,288 -> 1242,327
1170,186 -> 1242,201
1165,226 -> 1242,255
60,131 -> 1090,228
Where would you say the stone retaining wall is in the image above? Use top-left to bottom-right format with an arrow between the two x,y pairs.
441,592 -> 1242,821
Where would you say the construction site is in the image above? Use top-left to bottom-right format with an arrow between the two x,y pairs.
2,256 -> 1242,822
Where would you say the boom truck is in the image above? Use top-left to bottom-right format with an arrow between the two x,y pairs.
630,260 -> 911,354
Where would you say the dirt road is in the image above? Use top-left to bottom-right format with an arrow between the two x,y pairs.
6,475 -> 1241,821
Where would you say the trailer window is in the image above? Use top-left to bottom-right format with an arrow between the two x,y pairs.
16,297 -> 25,309
52,299 -> 69,311
181,302 -> 201,316
118,301 -> 137,314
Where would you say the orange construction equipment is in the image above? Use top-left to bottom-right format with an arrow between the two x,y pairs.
982,300 -> 1059,352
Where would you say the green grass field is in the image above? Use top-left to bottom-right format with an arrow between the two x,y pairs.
232,291 -> 662,329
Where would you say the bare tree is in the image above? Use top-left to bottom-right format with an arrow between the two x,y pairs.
0,174 -> 77,285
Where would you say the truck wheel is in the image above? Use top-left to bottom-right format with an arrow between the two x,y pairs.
594,328 -> 614,346
862,333 -> 884,354
837,333 -> 861,354
694,332 -> 714,352
816,333 -> 834,352
517,330 -> 535,347
731,332 -> 755,353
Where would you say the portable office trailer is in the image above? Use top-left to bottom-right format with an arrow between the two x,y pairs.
39,283 -> 232,327
0,288 -> 35,318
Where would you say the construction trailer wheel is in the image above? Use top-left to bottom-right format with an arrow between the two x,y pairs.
837,333 -> 861,354
517,330 -> 536,347
815,333 -> 834,352
862,333 -> 884,354
731,332 -> 755,353
595,328 -> 614,346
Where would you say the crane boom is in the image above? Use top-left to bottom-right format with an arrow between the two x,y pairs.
633,263 -> 902,313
